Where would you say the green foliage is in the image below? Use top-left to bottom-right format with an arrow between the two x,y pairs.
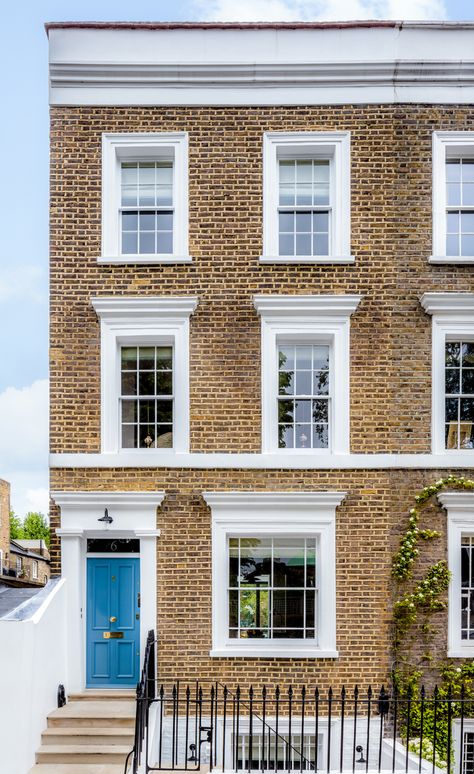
9,512 -> 50,547
22,512 -> 50,547
9,513 -> 24,540
392,477 -> 474,770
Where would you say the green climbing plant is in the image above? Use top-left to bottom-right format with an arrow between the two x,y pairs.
391,475 -> 474,770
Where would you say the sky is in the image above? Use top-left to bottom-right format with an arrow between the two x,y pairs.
0,0 -> 472,517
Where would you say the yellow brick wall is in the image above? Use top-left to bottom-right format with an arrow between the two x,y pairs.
50,104 -> 474,688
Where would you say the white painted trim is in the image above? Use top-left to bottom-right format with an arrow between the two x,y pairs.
253,295 -> 361,316
453,718 -> 474,774
254,294 -> 360,455
259,254 -> 355,264
52,490 -> 162,692
205,490 -> 342,658
262,132 -> 350,263
438,491 -> 474,658
91,296 -> 198,454
48,25 -> 474,106
101,132 -> 189,263
420,293 -> 474,316
50,452 -> 474,469
431,132 -> 474,263
421,294 -> 474,455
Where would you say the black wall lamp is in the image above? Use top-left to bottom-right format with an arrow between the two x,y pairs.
97,508 -> 113,526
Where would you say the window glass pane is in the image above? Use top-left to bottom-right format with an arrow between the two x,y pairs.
295,399 -> 311,423
463,343 -> 474,366
461,235 -> 474,255
121,372 -> 137,396
156,400 -> 173,424
314,371 -> 329,395
312,424 -> 329,448
273,589 -> 305,628
122,212 -> 138,231
139,371 -> 155,395
312,399 -> 329,423
313,233 -> 329,255
240,588 -> 269,630
279,346 -> 294,369
156,347 -> 173,369
156,426 -> 173,448
296,234 -> 311,255
313,345 -> 329,369
239,539 -> 271,586
122,424 -> 137,448
122,400 -> 137,423
446,342 -> 460,366
122,232 -> 138,254
278,424 -> 294,448
121,347 -> 137,370
295,424 -> 312,448
139,399 -> 155,424
446,160 -> 461,181
157,232 -> 173,254
156,371 -> 173,395
139,425 -> 155,448
295,346 -> 312,370
139,347 -> 155,370
462,370 -> 474,394
447,234 -> 460,255
446,369 -> 460,393
273,538 -> 305,587
279,234 -> 294,255
295,371 -> 312,394
463,184 -> 474,206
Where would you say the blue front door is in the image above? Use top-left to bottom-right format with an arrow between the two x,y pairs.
86,557 -> 140,687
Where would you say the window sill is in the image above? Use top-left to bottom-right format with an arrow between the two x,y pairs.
428,255 -> 474,265
97,254 -> 193,265
210,647 -> 339,659
448,648 -> 474,658
259,254 -> 355,264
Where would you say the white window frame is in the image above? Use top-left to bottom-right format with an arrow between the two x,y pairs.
254,295 -> 361,455
439,491 -> 474,657
0,549 -> 3,575
205,491 -> 344,658
32,560 -> 38,580
16,556 -> 22,573
420,293 -> 474,455
261,132 -> 352,264
100,133 -> 191,264
430,131 -> 474,264
91,296 -> 198,455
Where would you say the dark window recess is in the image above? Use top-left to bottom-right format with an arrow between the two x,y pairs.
86,538 -> 140,553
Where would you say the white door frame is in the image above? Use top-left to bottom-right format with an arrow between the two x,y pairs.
52,491 -> 163,693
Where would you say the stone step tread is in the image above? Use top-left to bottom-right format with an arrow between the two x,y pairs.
48,700 -> 135,719
42,726 -> 134,737
37,745 -> 131,754
68,690 -> 135,701
30,766 -> 127,773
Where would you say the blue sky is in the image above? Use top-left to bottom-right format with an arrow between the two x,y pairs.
0,0 -> 472,516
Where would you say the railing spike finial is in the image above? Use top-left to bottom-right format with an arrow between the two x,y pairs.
421,684 -> 425,699
172,684 -> 177,699
354,684 -> 359,700
288,685 -> 293,699
249,685 -> 254,700
341,685 -> 346,700
461,682 -> 466,700
275,685 -> 280,700
159,684 -> 164,698
211,684 -> 215,700
223,684 -> 228,699
186,685 -> 190,699
236,685 -> 241,700
262,685 -> 267,699
314,686 -> 319,700
434,685 -> 439,699
367,685 -> 372,699
328,686 -> 333,700
301,685 -> 306,700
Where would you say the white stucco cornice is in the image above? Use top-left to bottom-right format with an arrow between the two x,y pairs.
48,24 -> 474,106
253,295 -> 361,317
51,491 -> 165,509
438,491 -> 474,511
420,293 -> 474,316
91,296 -> 198,321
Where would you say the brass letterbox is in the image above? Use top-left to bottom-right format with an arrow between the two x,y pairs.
103,631 -> 124,639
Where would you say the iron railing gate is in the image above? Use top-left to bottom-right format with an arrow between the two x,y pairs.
125,636 -> 474,774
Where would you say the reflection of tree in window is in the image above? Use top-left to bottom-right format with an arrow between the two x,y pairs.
445,341 -> 474,450
277,345 -> 329,449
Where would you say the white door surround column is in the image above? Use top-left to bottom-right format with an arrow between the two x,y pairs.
52,491 -> 164,693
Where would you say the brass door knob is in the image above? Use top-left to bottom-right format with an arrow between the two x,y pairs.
110,616 -> 117,623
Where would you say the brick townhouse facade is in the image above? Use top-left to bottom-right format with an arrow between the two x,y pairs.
47,22 -> 474,707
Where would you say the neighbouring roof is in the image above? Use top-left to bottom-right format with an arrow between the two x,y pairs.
0,584 -> 41,618
9,540 -> 50,563
44,20 -> 474,33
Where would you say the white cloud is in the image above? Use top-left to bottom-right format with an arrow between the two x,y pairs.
0,379 -> 49,518
0,265 -> 46,304
194,0 -> 446,22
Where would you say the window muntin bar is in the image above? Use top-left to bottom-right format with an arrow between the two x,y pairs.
445,341 -> 474,449
228,537 -> 317,640
278,159 -> 330,257
446,158 -> 474,256
278,344 -> 330,449
120,161 -> 174,255
120,345 -> 173,449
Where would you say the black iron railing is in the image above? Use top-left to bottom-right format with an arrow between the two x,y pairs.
125,651 -> 474,774
124,629 -> 156,774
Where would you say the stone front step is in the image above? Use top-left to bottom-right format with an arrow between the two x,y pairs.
35,744 -> 131,764
29,765 -> 127,773
68,690 -> 135,702
42,726 -> 134,746
47,700 -> 135,728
